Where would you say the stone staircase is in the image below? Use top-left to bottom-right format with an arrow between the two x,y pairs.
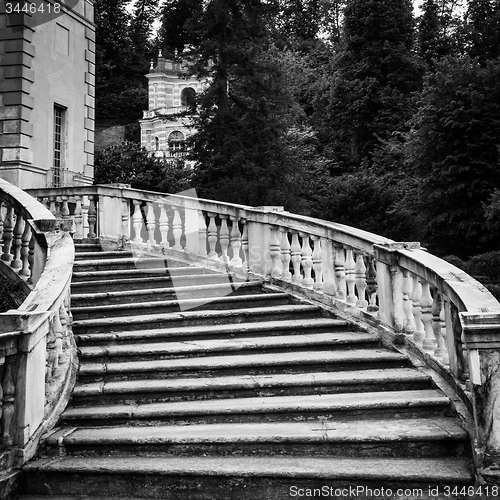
17,242 -> 475,499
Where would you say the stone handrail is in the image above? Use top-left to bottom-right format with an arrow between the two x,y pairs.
0,180 -> 76,489
26,183 -> 500,475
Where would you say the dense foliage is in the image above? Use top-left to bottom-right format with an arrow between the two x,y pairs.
95,0 -> 500,279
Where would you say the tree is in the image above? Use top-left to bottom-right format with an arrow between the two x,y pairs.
325,0 -> 423,170
94,142 -> 192,193
406,57 -> 500,257
465,0 -> 500,62
188,0 -> 300,206
158,0 -> 203,56
418,0 -> 452,68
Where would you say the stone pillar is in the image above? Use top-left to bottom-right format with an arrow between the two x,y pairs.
460,312 -> 500,483
0,11 -> 35,186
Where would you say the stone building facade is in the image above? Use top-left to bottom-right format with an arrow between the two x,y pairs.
0,0 -> 95,189
140,53 -> 206,160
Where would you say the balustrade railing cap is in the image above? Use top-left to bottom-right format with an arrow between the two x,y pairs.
256,206 -> 285,212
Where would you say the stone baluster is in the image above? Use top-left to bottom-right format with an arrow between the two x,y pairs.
290,232 -> 302,283
171,207 -> 183,251
420,281 -> 436,353
61,196 -> 70,220
402,270 -> 416,335
52,308 -> 64,378
1,206 -> 14,263
459,324 -> 470,382
58,303 -> 69,363
270,225 -> 283,278
432,291 -> 446,361
132,200 -> 143,243
28,233 -> 35,284
11,212 -> 24,270
280,228 -> 292,281
158,204 -> 169,249
121,199 -> 130,243
440,297 -> 450,367
1,355 -> 16,447
241,220 -> 249,271
87,196 -> 97,238
218,215 -> 229,262
300,233 -> 314,288
230,217 -> 243,267
73,196 -> 84,240
390,265 -> 405,332
145,202 -> 156,250
207,213 -> 218,260
321,238 -> 336,297
354,253 -> 368,308
48,196 -> 57,217
46,317 -> 57,386
334,244 -> 346,300
81,196 -> 90,237
366,256 -> 378,312
19,221 -> 32,277
411,274 -> 424,344
198,211 -> 208,257
311,236 -> 323,291
345,247 -> 356,304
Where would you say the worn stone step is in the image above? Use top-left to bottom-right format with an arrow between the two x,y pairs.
71,281 -> 265,307
72,368 -> 433,405
72,304 -> 325,334
74,244 -> 102,254
72,264 -> 220,281
46,417 -> 470,459
75,318 -> 350,345
77,348 -> 410,383
20,456 -> 474,500
71,273 -> 239,292
71,292 -> 292,320
60,390 -> 451,426
73,256 -> 171,272
75,251 -> 134,261
78,331 -> 379,360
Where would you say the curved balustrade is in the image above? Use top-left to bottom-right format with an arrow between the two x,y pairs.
27,183 -> 500,473
0,179 -> 76,480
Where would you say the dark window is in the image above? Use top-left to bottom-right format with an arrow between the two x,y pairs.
53,105 -> 66,187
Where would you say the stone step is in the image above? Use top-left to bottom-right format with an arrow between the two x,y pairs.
72,264 -> 220,281
72,304 -> 325,334
71,292 -> 292,320
77,348 -> 410,383
71,273 -> 238,292
75,318 -> 350,345
74,243 -> 102,253
75,251 -> 133,261
20,456 -> 474,499
45,417 -> 470,459
72,368 -> 433,405
71,281 -> 265,306
73,257 -> 206,273
78,331 -> 379,360
60,390 -> 451,426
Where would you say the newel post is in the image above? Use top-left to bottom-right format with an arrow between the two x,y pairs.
97,191 -> 126,250
460,312 -> 500,483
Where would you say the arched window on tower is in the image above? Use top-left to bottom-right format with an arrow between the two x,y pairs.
180,87 -> 196,109
168,131 -> 186,156
155,136 -> 160,151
